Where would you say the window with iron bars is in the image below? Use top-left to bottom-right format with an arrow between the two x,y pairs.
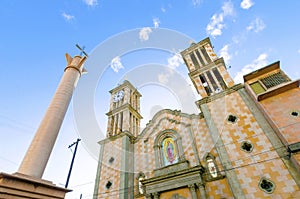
250,71 -> 290,95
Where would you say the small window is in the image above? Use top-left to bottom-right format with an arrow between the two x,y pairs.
109,157 -> 114,164
259,178 -> 275,193
206,71 -> 218,91
261,72 -> 289,88
201,47 -> 212,63
190,52 -> 200,68
212,68 -> 227,90
195,49 -> 205,66
250,72 -> 290,95
227,115 -> 237,123
200,74 -> 212,96
291,111 -> 299,117
241,141 -> 254,153
106,181 -> 112,189
207,158 -> 218,178
250,82 -> 266,95
204,153 -> 220,180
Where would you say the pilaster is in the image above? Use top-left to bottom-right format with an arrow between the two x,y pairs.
201,104 -> 246,199
119,134 -> 134,199
188,184 -> 197,199
238,88 -> 300,188
187,125 -> 201,165
93,144 -> 105,199
197,183 -> 207,199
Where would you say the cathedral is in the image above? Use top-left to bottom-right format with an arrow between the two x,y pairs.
92,37 -> 300,199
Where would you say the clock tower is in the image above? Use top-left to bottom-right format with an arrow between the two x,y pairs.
106,80 -> 142,137
93,80 -> 142,199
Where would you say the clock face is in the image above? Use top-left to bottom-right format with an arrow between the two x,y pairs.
113,90 -> 124,102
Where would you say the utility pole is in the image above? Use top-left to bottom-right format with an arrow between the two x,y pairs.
65,138 -> 81,188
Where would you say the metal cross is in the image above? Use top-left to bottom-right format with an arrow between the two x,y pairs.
76,44 -> 88,57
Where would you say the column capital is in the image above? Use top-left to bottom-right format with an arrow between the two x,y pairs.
153,192 -> 160,199
188,183 -> 196,189
65,54 -> 87,75
145,193 -> 152,199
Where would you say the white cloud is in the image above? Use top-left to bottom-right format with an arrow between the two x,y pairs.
153,18 -> 160,28
83,0 -> 98,6
246,17 -> 265,33
161,7 -> 166,13
139,27 -> 152,41
62,12 -> 75,22
158,73 -> 169,84
206,1 -> 234,38
192,0 -> 203,6
219,45 -> 231,64
240,0 -> 254,9
158,53 -> 184,84
206,14 -> 224,37
234,53 -> 268,83
167,53 -> 184,69
110,56 -> 124,73
222,1 -> 234,16
185,76 -> 200,100
298,49 -> 300,54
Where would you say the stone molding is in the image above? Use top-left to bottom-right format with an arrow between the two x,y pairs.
196,83 -> 244,107
0,172 -> 70,199
142,165 -> 204,195
153,160 -> 190,177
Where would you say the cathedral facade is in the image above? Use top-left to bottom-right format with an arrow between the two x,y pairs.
93,38 -> 300,199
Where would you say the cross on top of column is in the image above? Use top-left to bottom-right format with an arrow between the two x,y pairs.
76,44 -> 89,57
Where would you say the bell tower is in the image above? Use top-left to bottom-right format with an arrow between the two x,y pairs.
181,37 -> 234,98
106,80 -> 142,137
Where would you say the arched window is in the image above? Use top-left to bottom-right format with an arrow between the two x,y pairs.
154,130 -> 184,168
204,153 -> 220,180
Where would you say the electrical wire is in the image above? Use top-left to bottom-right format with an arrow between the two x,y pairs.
91,148 -> 297,198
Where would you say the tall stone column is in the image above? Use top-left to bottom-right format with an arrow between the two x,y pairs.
18,54 -> 87,178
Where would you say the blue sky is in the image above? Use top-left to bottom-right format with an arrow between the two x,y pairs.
1,0 -> 300,198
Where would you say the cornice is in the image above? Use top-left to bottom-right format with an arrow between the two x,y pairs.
196,84 -> 244,107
